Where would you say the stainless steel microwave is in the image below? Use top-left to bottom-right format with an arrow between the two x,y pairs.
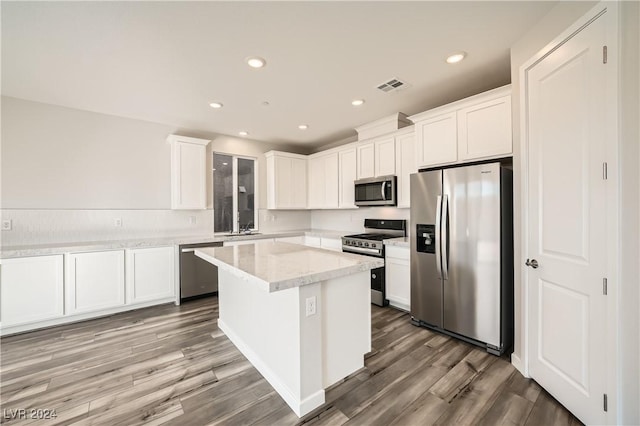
354,175 -> 397,207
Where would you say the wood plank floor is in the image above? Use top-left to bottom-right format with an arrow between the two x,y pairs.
0,297 -> 581,426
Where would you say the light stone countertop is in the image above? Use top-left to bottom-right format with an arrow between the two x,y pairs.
0,229 -> 349,259
195,241 -> 384,293
383,237 -> 410,248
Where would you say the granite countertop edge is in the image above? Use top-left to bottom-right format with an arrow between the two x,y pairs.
195,244 -> 385,292
0,229 -> 349,259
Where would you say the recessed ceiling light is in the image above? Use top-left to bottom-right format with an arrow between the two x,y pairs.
238,131 -> 249,137
351,99 -> 365,106
446,52 -> 467,64
222,162 -> 228,166
298,124 -> 309,130
246,56 -> 266,68
209,102 -> 223,109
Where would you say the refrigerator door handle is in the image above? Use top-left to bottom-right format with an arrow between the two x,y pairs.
441,194 -> 449,281
435,195 -> 443,279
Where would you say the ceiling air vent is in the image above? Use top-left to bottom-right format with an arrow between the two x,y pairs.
376,78 -> 407,93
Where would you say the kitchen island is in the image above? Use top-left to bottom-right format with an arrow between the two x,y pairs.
195,241 -> 383,417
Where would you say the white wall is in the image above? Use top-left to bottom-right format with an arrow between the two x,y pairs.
311,207 -> 409,232
1,96 -> 311,244
511,2 -> 640,423
509,0 -> 597,371
618,1 -> 640,424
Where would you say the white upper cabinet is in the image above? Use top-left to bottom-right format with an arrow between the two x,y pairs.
457,95 -> 512,161
395,130 -> 417,208
375,137 -> 396,176
415,112 -> 458,168
357,136 -> 397,180
266,151 -> 307,209
410,85 -> 512,169
338,147 -> 357,209
308,152 -> 339,209
167,135 -> 211,210
356,142 -> 376,179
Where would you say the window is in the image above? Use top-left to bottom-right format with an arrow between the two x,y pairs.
213,153 -> 257,233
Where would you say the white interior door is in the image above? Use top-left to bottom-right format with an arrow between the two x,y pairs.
525,10 -> 608,425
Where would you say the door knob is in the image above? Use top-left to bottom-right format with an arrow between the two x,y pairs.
525,258 -> 539,269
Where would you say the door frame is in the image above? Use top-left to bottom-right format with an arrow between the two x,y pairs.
518,1 -> 620,423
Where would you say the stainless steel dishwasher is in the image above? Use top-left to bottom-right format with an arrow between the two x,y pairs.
179,241 -> 223,301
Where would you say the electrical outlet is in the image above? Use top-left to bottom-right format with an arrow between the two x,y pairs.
2,219 -> 12,231
270,214 -> 275,222
189,216 -> 196,225
305,296 -> 317,317
114,218 -> 122,227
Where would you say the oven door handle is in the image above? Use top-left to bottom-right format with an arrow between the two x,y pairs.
343,246 -> 381,256
380,182 -> 386,201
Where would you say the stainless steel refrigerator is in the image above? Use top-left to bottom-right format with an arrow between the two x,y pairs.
410,161 -> 513,355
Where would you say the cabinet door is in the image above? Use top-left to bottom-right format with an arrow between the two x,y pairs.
274,155 -> 293,208
324,153 -> 339,208
172,141 -> 207,210
385,255 -> 410,311
66,250 -> 125,315
291,158 -> 308,208
304,236 -> 322,248
395,132 -> 417,208
126,247 -> 175,305
338,148 -> 357,208
1,255 -> 64,326
356,143 -> 375,179
375,137 -> 396,176
307,156 -> 325,209
415,112 -> 457,168
320,237 -> 342,252
276,236 -> 306,245
458,95 -> 512,160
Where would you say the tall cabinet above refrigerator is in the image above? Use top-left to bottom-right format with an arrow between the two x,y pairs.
410,161 -> 513,355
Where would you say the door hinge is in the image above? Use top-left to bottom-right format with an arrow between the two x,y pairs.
603,162 -> 608,180
604,393 -> 608,412
603,278 -> 608,295
603,46 -> 608,64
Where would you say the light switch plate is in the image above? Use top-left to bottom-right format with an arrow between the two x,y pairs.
2,219 -> 12,231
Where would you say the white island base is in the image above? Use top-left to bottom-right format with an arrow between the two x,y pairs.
217,267 -> 371,417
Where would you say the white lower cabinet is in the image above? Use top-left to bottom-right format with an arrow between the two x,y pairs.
0,255 -> 64,327
275,236 -> 306,245
66,250 -> 125,315
126,247 -> 175,305
385,245 -> 410,311
320,237 -> 342,252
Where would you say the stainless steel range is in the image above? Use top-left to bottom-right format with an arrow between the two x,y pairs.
342,219 -> 407,306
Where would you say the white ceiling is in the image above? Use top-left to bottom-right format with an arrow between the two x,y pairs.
2,1 -> 558,149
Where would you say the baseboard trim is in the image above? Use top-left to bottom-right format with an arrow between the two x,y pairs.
511,353 -> 527,377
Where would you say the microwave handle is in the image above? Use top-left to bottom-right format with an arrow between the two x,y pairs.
380,182 -> 386,201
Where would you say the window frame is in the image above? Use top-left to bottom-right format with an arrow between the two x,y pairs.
212,152 -> 259,233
